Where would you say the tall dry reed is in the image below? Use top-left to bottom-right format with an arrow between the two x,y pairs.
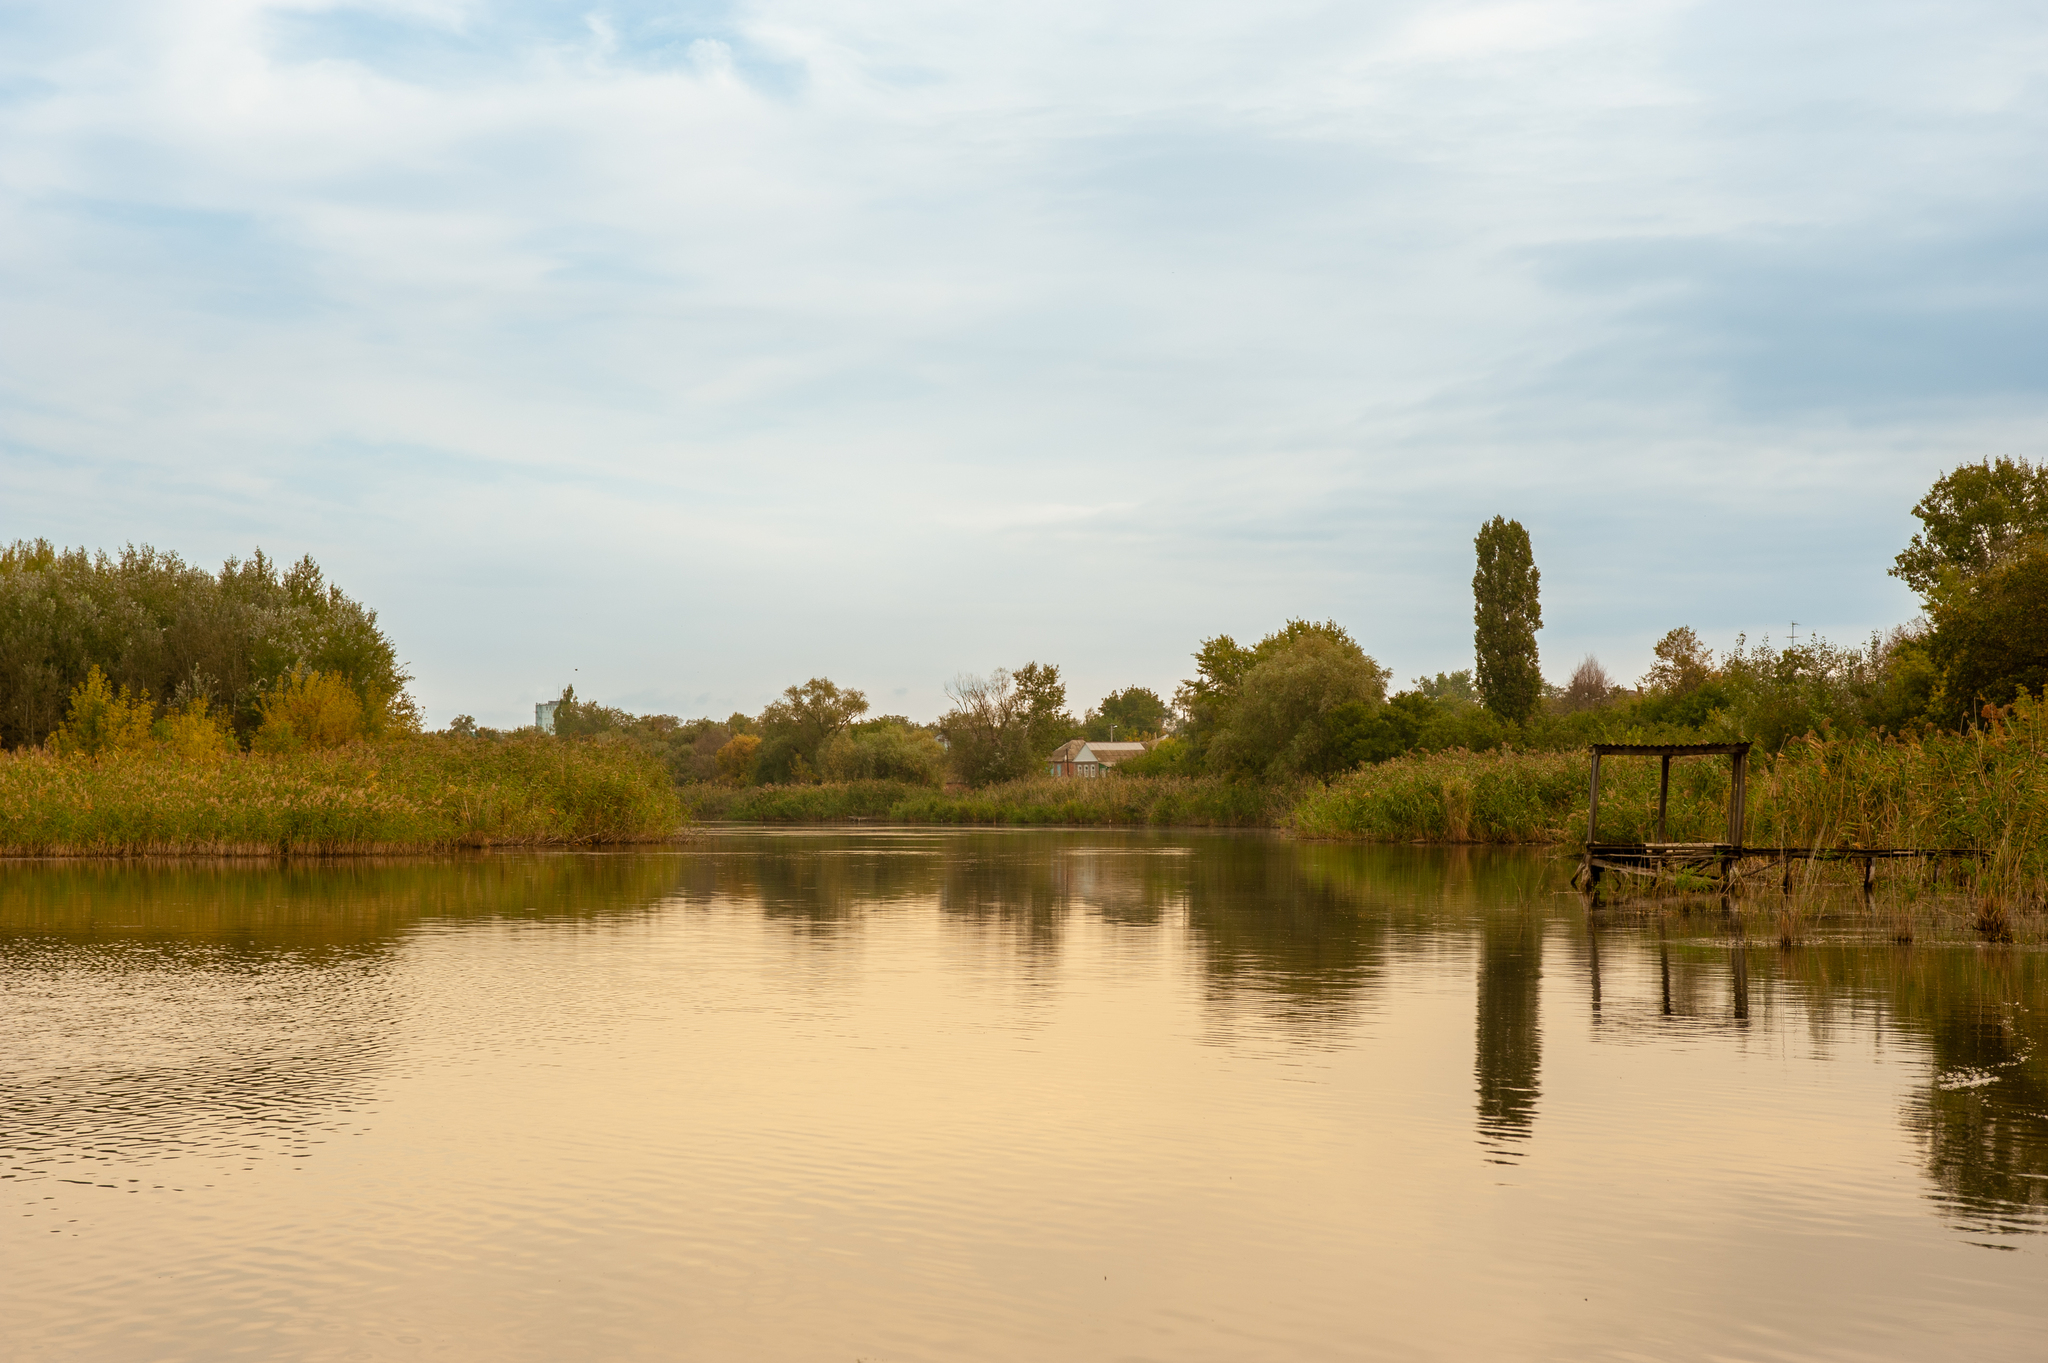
0,733 -> 684,855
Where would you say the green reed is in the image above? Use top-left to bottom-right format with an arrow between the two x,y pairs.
1292,698 -> 2048,894
683,775 -> 1295,827
0,733 -> 684,855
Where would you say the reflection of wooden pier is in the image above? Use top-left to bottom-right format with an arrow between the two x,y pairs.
1575,742 -> 1982,894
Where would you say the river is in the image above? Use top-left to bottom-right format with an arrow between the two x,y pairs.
2,829 -> 2043,1360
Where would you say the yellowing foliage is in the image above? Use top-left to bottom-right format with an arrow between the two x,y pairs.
155,696 -> 239,762
48,666 -> 156,757
254,670 -> 366,753
714,732 -> 762,785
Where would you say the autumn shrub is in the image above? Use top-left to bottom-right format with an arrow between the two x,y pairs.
253,670 -> 367,752
47,665 -> 157,757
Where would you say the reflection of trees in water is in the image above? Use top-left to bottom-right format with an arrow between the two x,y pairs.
673,834 -> 946,932
1180,837 -> 1386,1031
1745,943 -> 2048,1236
1642,936 -> 2048,1238
1909,1003 -> 2048,1235
0,854 -> 691,951
1475,907 -> 1542,1160
935,837 -> 1074,960
1058,847 -> 1186,925
0,854 -> 690,1172
1874,952 -> 2048,1237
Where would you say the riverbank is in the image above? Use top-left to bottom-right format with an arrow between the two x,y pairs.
0,734 -> 683,855
1295,702 -> 2048,889
681,701 -> 2047,892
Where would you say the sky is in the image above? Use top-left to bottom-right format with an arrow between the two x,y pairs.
2,0 -> 2044,727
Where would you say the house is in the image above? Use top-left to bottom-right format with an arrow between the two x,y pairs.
1047,739 -> 1152,777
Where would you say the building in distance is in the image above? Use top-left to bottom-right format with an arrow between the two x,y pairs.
1047,739 -> 1151,778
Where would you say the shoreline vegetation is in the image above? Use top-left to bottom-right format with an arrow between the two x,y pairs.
3,711 -> 2041,906
0,734 -> 681,856
4,459 -> 2045,909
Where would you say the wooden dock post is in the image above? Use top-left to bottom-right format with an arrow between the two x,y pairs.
1656,754 -> 1670,844
1584,749 -> 1603,890
1726,746 -> 1748,846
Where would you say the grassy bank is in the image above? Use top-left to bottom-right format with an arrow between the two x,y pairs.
0,733 -> 684,855
682,775 -> 1297,827
1294,698 -> 2048,888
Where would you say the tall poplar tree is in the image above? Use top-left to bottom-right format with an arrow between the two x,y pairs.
1472,516 -> 1543,723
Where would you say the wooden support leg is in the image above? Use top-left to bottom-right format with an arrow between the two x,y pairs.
1657,755 -> 1670,844
1782,856 -> 1793,894
1862,856 -> 1875,895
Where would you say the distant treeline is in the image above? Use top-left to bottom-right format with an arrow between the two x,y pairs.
13,457 -> 2044,803
508,458 -> 2048,793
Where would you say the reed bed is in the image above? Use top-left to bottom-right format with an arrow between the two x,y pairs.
1293,699 -> 2048,893
680,780 -> 919,822
0,734 -> 684,855
684,775 -> 1295,827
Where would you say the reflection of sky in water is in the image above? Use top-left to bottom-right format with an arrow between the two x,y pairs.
1,836 -> 2044,1360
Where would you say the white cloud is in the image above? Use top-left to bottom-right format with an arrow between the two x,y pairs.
1,0 -> 2043,723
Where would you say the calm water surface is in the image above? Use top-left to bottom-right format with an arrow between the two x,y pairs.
2,829 -> 2044,1361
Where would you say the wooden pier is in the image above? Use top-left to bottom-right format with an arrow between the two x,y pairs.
1576,742 -> 1981,894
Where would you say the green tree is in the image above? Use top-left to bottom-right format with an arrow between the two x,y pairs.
819,719 -> 947,785
1173,620 -> 1365,770
1324,690 -> 1435,767
1412,670 -> 1477,706
1472,517 -> 1543,723
1083,686 -> 1168,741
1924,541 -> 2048,719
1892,457 -> 2048,598
0,540 -> 415,749
1207,632 -> 1389,777
755,677 -> 869,783
1011,661 -> 1079,760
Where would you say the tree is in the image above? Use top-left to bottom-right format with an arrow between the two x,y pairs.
1011,661 -> 1079,760
1412,670 -> 1477,707
1206,632 -> 1389,777
714,733 -> 762,785
755,677 -> 868,783
1324,690 -> 1435,768
1891,457 -> 2048,598
1173,620 -> 1367,770
1924,540 -> 2048,718
1472,517 -> 1542,723
1641,627 -> 1714,693
0,539 -> 416,749
1558,656 -> 1613,714
819,719 -> 946,785
1084,686 -> 1168,741
941,669 -> 1032,786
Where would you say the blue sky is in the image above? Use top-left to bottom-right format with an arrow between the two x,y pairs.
3,0 -> 2044,726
